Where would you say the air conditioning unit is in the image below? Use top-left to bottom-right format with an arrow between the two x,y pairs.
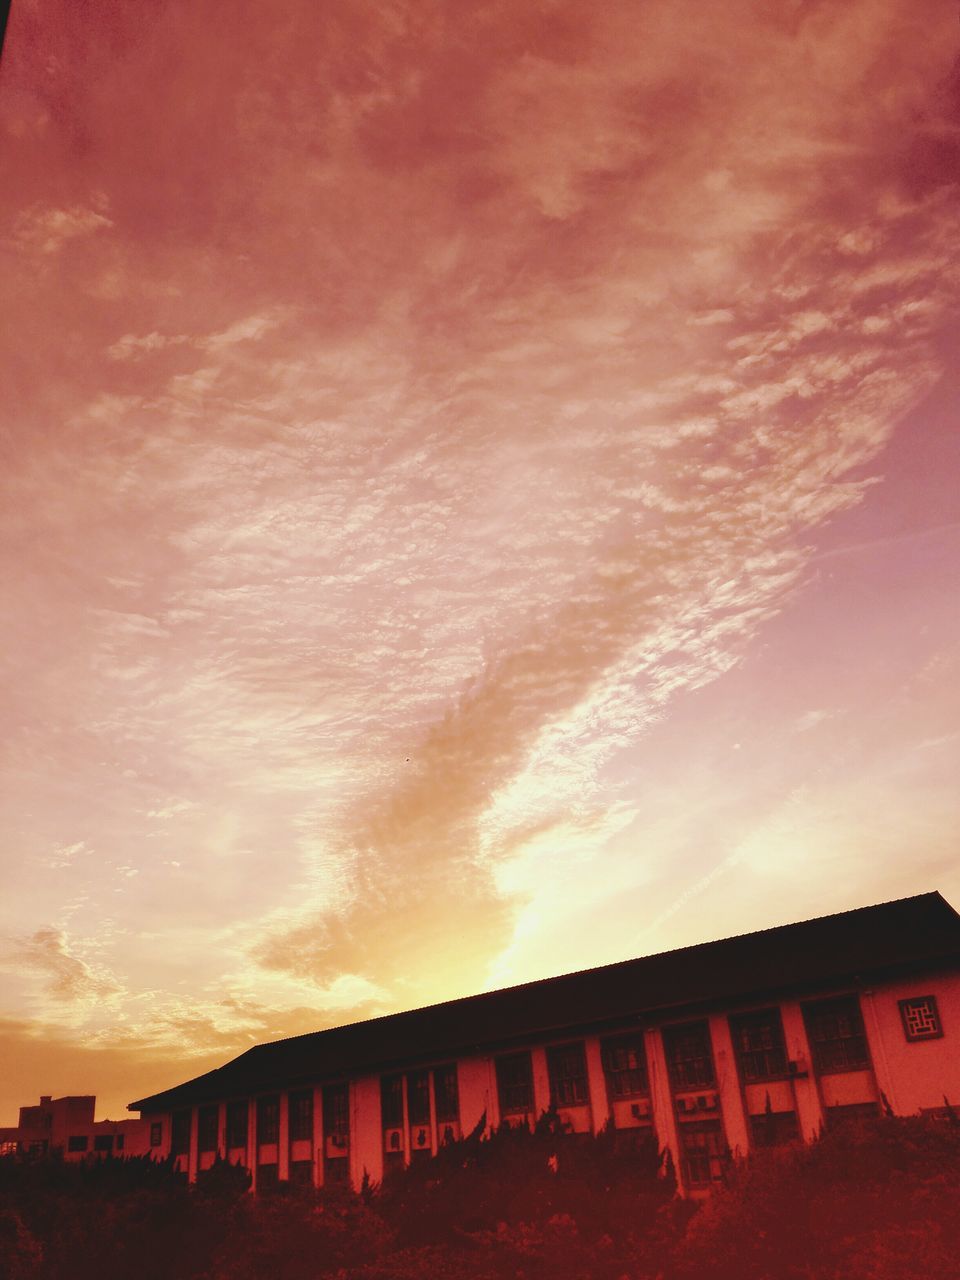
677,1097 -> 696,1114
325,1134 -> 348,1158
630,1099 -> 651,1120
412,1126 -> 430,1149
788,1059 -> 808,1078
383,1127 -> 404,1153
696,1092 -> 718,1111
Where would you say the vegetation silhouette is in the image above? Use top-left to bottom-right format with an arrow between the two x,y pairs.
2,1112 -> 959,1278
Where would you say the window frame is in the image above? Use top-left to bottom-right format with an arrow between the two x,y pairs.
601,1032 -> 649,1099
226,1100 -> 249,1150
663,1021 -> 716,1091
898,995 -> 944,1042
802,996 -> 871,1074
495,1050 -> 535,1117
546,1040 -> 590,1108
289,1088 -> 314,1142
729,1008 -> 790,1083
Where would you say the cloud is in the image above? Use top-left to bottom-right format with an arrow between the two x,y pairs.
12,203 -> 112,255
1,929 -> 122,1004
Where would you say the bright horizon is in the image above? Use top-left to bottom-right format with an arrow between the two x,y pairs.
2,0 -> 959,1125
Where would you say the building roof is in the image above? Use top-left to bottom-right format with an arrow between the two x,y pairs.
129,891 -> 960,1112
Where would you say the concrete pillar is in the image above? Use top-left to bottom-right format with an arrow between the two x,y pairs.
278,1091 -> 290,1182
645,1028 -> 681,1185
217,1102 -> 227,1161
312,1085 -> 323,1188
780,1000 -> 823,1140
351,1074 -> 382,1190
531,1046 -> 551,1119
584,1036 -> 610,1134
709,1014 -> 749,1159
860,989 -> 898,1114
247,1097 -> 257,1191
188,1106 -> 199,1184
459,1055 -> 495,1134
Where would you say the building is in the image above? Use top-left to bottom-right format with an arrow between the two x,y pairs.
128,891 -> 960,1194
0,1095 -> 152,1160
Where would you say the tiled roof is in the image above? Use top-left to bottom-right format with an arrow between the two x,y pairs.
129,891 -> 960,1112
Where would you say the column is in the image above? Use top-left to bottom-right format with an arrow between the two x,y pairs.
780,1000 -> 823,1141
584,1036 -> 610,1134
645,1028 -> 681,1188
278,1090 -> 290,1182
709,1014 -> 749,1159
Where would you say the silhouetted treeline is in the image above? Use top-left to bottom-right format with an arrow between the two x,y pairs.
2,1112 -> 959,1279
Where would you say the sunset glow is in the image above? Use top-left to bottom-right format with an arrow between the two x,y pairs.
2,0 -> 959,1122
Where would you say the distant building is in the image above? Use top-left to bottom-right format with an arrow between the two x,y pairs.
128,892 -> 960,1195
0,1095 -> 152,1160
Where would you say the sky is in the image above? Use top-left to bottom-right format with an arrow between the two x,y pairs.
1,0 -> 959,1125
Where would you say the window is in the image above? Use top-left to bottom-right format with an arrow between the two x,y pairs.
825,1101 -> 879,1129
749,1110 -> 799,1148
289,1089 -> 313,1142
150,1122 -> 163,1148
407,1070 -> 431,1127
495,1052 -> 534,1116
433,1064 -> 459,1124
803,997 -> 870,1073
381,1075 -> 403,1129
323,1083 -> 349,1145
601,1034 -> 649,1099
93,1134 -> 114,1153
899,996 -> 943,1042
68,1135 -> 89,1153
679,1121 -> 728,1189
730,1009 -> 789,1083
663,1022 -> 716,1090
547,1041 -> 589,1107
198,1105 -> 219,1153
257,1162 -> 279,1191
257,1095 -> 280,1145
171,1110 -> 191,1157
290,1159 -> 313,1185
115,1133 -> 125,1152
226,1100 -> 248,1149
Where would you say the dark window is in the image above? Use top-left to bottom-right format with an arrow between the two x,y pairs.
171,1110 -> 191,1157
749,1110 -> 799,1148
730,1009 -> 789,1082
407,1070 -> 431,1127
198,1104 -> 219,1153
257,1095 -> 280,1145
93,1134 -> 114,1153
257,1162 -> 279,1191
601,1034 -> 649,1098
381,1075 -> 403,1129
68,1135 -> 89,1153
289,1089 -> 313,1142
226,1101 -> 248,1149
496,1052 -> 534,1116
115,1133 -> 125,1152
825,1101 -> 880,1129
383,1149 -> 405,1176
150,1122 -> 162,1148
547,1041 -> 589,1107
804,997 -> 870,1074
323,1084 -> 349,1144
899,996 -> 943,1042
679,1121 -> 728,1189
324,1154 -> 350,1183
433,1064 -> 459,1124
290,1159 -> 313,1186
664,1022 -> 716,1090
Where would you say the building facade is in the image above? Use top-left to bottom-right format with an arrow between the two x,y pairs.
0,1095 -> 152,1160
128,892 -> 960,1194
